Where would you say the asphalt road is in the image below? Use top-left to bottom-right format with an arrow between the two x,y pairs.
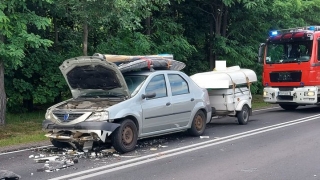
1,106 -> 320,180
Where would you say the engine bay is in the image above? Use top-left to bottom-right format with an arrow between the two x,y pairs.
57,99 -> 122,109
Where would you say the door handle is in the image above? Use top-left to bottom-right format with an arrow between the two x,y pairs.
166,102 -> 171,106
191,98 -> 194,101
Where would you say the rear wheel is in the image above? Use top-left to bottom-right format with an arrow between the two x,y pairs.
279,104 -> 298,110
188,110 -> 206,136
237,105 -> 250,125
112,119 -> 138,153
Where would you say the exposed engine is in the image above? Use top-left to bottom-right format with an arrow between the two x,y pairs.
57,99 -> 122,110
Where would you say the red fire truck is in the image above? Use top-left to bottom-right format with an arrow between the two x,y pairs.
258,26 -> 320,110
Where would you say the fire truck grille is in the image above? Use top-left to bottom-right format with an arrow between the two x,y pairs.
277,96 -> 294,101
270,71 -> 301,82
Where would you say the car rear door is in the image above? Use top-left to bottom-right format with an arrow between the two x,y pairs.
167,73 -> 195,127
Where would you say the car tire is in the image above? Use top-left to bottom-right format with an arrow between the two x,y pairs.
237,105 -> 250,125
112,119 -> 138,153
188,110 -> 206,136
50,138 -> 70,148
279,104 -> 298,110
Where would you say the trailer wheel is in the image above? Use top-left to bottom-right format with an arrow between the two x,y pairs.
112,119 -> 138,153
279,104 -> 298,110
188,110 -> 206,136
237,105 -> 249,125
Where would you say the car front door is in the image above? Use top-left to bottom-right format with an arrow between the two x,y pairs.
141,74 -> 172,134
168,74 -> 195,127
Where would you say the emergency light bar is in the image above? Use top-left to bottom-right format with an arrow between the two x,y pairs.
269,25 -> 320,37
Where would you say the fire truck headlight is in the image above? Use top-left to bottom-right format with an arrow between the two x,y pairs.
263,91 -> 268,97
304,91 -> 315,96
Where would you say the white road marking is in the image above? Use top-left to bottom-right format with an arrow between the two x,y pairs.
50,114 -> 320,180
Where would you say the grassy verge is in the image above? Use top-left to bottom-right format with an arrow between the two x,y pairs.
0,111 -> 47,148
0,95 -> 272,148
252,94 -> 273,109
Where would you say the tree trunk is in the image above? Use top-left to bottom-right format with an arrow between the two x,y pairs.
209,16 -> 214,70
83,20 -> 88,56
54,17 -> 59,50
222,7 -> 228,37
145,16 -> 151,36
23,98 -> 34,112
0,60 -> 6,126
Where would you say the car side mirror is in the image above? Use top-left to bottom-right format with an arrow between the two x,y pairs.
258,43 -> 266,63
141,92 -> 156,99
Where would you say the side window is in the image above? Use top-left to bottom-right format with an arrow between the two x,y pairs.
145,74 -> 167,99
168,74 -> 189,96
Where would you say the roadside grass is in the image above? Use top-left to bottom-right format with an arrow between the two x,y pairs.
0,95 -> 272,148
252,94 -> 273,109
0,111 -> 47,148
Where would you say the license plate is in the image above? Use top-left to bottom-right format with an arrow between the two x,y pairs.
278,91 -> 291,96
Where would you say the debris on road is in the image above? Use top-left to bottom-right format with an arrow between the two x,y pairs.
159,145 -> 168,148
0,170 -> 21,180
200,136 -> 209,139
26,136 -> 175,173
120,155 -> 137,158
34,156 -> 59,163
37,160 -> 74,172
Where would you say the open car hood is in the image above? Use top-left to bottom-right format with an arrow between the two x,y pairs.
59,56 -> 130,98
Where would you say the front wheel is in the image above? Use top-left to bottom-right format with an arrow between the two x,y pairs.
279,104 -> 298,110
112,119 -> 138,153
237,105 -> 250,125
188,110 -> 206,136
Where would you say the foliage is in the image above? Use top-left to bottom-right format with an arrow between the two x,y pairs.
0,1 -> 53,67
2,0 -> 320,114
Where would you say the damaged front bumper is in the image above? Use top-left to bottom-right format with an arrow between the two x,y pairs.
42,120 -> 120,144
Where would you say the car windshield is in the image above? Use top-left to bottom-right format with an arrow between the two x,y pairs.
266,41 -> 312,64
123,75 -> 148,96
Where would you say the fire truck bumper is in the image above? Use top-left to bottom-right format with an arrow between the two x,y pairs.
263,86 -> 319,105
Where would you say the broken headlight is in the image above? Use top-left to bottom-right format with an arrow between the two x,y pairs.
45,109 -> 51,119
86,111 -> 109,121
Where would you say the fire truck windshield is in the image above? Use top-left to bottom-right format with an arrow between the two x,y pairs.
266,41 -> 312,64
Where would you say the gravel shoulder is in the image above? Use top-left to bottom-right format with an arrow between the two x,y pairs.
0,140 -> 51,153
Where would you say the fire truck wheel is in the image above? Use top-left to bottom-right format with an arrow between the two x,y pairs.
237,105 -> 249,125
279,104 -> 298,110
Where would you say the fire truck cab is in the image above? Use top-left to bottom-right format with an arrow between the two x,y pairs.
259,26 -> 320,110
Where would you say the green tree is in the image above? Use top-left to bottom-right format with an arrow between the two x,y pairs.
0,0 -> 52,125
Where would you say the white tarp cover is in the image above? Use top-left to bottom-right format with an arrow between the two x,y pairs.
191,66 -> 257,89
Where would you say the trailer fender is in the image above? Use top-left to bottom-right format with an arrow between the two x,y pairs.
235,100 -> 252,112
